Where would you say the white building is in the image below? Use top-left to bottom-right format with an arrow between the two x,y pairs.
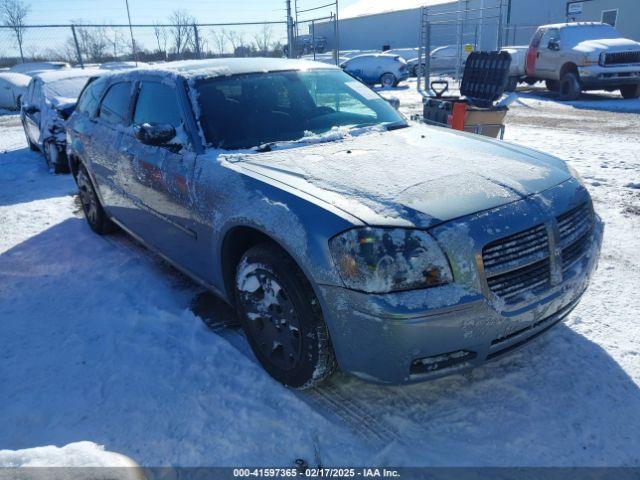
312,0 -> 570,52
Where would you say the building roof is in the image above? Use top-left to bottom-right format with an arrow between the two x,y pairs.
341,0 -> 453,19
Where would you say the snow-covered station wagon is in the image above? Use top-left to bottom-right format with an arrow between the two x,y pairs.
65,58 -> 602,388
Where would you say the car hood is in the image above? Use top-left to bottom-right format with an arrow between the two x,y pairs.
574,37 -> 640,55
226,125 -> 572,228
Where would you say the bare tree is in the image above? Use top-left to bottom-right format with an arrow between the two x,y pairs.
253,24 -> 273,55
225,29 -> 245,54
168,10 -> 194,59
153,21 -> 168,59
210,28 -> 227,56
1,0 -> 30,63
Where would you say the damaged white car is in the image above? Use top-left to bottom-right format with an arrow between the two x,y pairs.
20,68 -> 105,173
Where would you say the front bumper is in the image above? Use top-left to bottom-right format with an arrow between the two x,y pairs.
319,185 -> 604,385
578,64 -> 640,88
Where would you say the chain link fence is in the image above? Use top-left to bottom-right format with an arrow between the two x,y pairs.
0,20 -> 304,68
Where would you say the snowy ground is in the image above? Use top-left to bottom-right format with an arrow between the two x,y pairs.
1,83 -> 639,467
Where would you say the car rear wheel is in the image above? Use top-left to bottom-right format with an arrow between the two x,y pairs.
380,72 -> 397,88
558,72 -> 582,101
545,79 -> 559,92
22,121 -> 39,152
620,84 -> 640,99
235,243 -> 336,389
76,164 -> 117,235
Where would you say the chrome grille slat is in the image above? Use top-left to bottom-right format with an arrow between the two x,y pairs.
603,51 -> 640,66
557,203 -> 594,271
482,225 -> 550,304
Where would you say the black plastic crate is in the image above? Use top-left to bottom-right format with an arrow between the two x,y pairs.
460,51 -> 512,108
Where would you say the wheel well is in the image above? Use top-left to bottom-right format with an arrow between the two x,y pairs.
560,62 -> 579,80
221,226 -> 284,304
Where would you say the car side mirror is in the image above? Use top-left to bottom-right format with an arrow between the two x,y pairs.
24,104 -> 39,115
385,97 -> 400,110
134,123 -> 176,147
548,39 -> 560,51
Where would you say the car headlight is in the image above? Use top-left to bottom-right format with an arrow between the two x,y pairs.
329,228 -> 453,293
567,164 -> 585,186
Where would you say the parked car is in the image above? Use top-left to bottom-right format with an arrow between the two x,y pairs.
66,58 -> 602,388
525,22 -> 640,100
501,46 -> 529,91
10,61 -> 71,76
385,47 -> 419,61
21,68 -> 105,173
407,45 -> 471,77
341,54 -> 409,87
0,72 -> 30,110
100,61 -> 148,70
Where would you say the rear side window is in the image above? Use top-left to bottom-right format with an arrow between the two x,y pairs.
76,76 -> 108,117
133,82 -> 183,127
99,82 -> 132,125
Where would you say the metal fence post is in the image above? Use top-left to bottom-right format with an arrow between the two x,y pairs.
70,25 -> 84,69
193,24 -> 201,59
311,20 -> 316,60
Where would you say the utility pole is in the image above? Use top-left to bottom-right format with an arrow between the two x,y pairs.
286,0 -> 295,58
124,0 -> 138,66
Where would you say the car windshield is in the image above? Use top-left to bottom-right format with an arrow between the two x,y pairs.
561,25 -> 621,46
195,69 -> 406,150
44,77 -> 90,100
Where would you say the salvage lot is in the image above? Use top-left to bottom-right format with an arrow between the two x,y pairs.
1,83 -> 640,466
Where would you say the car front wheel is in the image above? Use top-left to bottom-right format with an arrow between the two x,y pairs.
620,84 -> 640,99
235,243 -> 336,389
558,72 -> 582,101
76,164 -> 117,235
380,72 -> 397,88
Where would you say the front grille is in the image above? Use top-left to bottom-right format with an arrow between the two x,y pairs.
482,224 -> 551,303
557,203 -> 594,271
602,51 -> 640,66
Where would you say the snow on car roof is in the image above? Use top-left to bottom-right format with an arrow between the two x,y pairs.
33,68 -> 107,84
543,22 -> 612,30
0,72 -> 30,87
125,57 -> 339,79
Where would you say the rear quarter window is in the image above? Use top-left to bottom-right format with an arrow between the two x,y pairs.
76,76 -> 108,117
98,81 -> 133,125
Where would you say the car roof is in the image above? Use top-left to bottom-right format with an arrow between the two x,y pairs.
0,71 -> 31,86
110,57 -> 339,80
32,68 -> 107,84
543,22 -> 611,30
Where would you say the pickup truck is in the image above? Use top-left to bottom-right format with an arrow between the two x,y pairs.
508,22 -> 640,100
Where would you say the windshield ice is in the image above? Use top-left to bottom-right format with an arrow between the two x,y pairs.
44,76 -> 91,101
561,25 -> 621,46
195,69 -> 406,150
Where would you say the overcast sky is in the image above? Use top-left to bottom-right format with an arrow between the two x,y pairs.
23,0 -> 361,25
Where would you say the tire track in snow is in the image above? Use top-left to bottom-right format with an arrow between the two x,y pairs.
304,381 -> 401,448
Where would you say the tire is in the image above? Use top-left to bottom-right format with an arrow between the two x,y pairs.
43,140 -> 70,174
380,72 -> 397,88
506,76 -> 519,92
22,120 -> 39,151
545,79 -> 559,92
76,163 -> 117,235
620,84 -> 640,99
235,243 -> 337,389
558,72 -> 582,101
